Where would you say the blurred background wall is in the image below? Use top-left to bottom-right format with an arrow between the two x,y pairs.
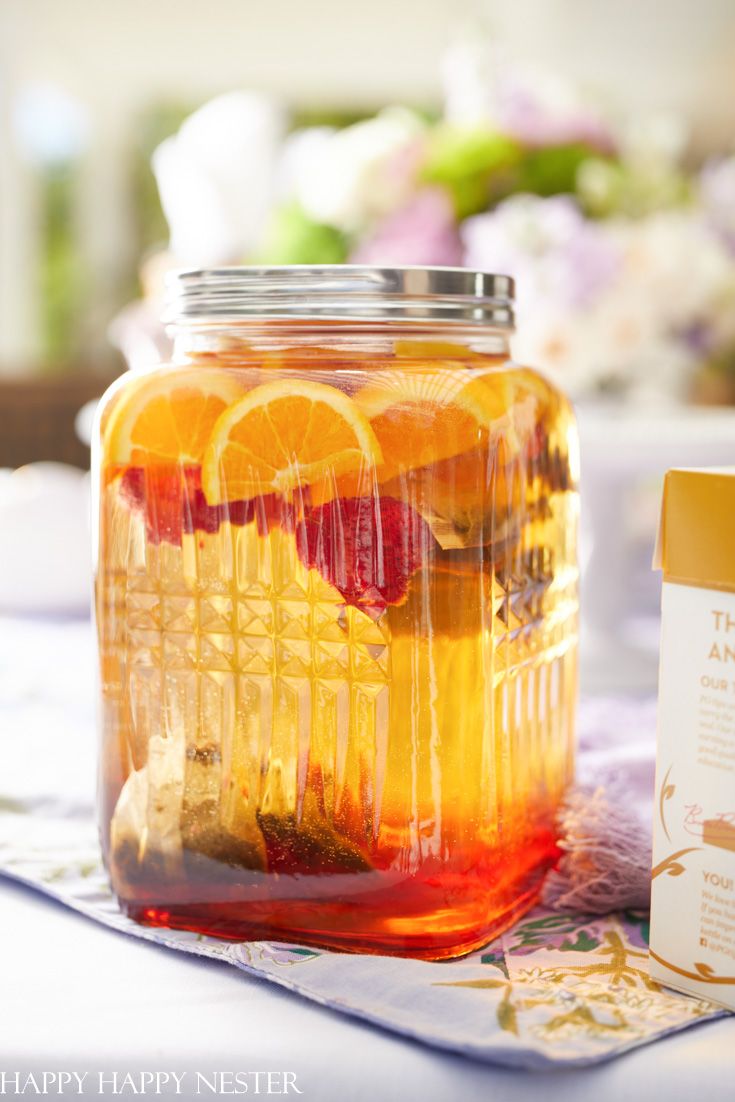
2,0 -> 735,386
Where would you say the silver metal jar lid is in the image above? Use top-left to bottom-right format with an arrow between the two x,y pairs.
163,266 -> 514,328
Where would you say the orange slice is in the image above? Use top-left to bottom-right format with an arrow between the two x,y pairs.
201,379 -> 383,503
104,368 -> 244,465
353,366 -> 523,478
393,340 -> 488,360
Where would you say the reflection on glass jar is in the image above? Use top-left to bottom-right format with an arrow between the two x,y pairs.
94,267 -> 578,959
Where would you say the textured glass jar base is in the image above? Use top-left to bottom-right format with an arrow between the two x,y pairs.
113,832 -> 558,960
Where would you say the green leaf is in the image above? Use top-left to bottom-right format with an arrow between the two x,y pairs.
514,913 -> 591,935
480,951 -> 509,978
559,931 -> 600,953
623,911 -> 650,947
254,203 -> 349,265
515,143 -> 603,197
421,126 -> 521,218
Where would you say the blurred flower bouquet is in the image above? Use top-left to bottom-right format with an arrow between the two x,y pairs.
127,41 -> 735,404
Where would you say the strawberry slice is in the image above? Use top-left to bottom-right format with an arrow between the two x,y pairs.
296,496 -> 435,613
119,466 -> 192,543
118,472 -> 433,611
118,466 -> 284,545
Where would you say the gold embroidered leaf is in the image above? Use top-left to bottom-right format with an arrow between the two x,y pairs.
436,978 -> 508,990
497,996 -> 519,1035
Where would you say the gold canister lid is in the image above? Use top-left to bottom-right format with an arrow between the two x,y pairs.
654,467 -> 735,592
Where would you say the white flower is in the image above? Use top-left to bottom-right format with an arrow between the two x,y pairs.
287,108 -> 425,232
618,113 -> 688,170
614,210 -> 735,330
463,195 -> 620,317
275,127 -> 336,201
462,195 -> 735,399
442,39 -> 612,149
700,156 -> 735,249
152,91 -> 287,266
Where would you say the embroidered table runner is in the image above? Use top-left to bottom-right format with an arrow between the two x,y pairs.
0,618 -> 725,1069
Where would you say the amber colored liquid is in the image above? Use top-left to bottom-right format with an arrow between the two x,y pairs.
96,351 -> 578,959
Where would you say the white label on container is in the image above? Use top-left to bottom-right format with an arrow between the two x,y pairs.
650,581 -> 735,1009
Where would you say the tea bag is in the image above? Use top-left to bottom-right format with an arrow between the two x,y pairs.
110,733 -> 186,889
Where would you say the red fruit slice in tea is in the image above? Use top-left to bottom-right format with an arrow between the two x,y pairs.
296,496 -> 435,613
119,466 -> 191,543
119,466 -> 285,544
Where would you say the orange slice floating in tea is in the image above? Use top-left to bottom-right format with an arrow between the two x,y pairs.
104,368 -> 246,542
104,367 -> 245,466
353,366 -> 523,478
201,378 -> 383,503
353,368 -> 544,550
393,339 -> 488,360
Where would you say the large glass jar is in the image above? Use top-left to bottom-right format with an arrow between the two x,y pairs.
94,267 -> 578,959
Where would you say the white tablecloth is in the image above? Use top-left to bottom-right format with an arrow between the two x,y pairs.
1,616 -> 733,1100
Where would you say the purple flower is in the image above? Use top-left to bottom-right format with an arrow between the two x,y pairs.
443,43 -> 615,153
350,187 -> 463,266
462,195 -> 620,313
496,82 -> 614,152
700,157 -> 735,254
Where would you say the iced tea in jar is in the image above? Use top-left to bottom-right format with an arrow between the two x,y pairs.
94,267 -> 578,959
